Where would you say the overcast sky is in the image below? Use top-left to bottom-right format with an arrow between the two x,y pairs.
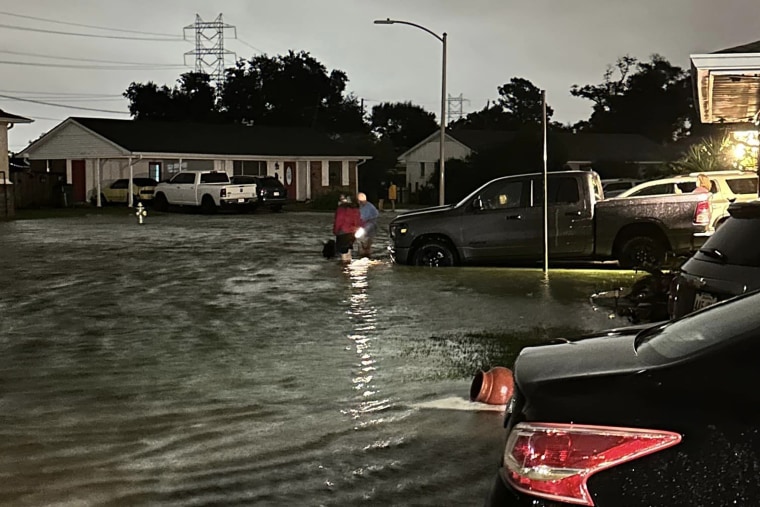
2,0 -> 760,152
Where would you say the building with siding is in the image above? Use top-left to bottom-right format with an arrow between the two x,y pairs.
18,117 -> 371,206
1,108 -> 33,218
398,129 -> 670,194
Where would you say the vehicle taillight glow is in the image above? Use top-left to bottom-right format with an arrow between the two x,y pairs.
693,199 -> 711,226
503,422 -> 681,506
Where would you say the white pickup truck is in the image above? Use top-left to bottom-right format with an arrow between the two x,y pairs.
152,170 -> 258,213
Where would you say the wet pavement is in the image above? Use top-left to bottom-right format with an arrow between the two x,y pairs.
0,210 -> 642,506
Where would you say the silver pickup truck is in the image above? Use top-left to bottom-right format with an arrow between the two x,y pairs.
389,170 -> 712,268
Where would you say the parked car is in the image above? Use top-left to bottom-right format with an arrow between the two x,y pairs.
601,178 -> 640,197
669,200 -> 760,319
613,170 -> 758,229
485,291 -> 760,506
388,170 -> 712,268
95,177 -> 157,205
153,170 -> 258,213
230,175 -> 287,211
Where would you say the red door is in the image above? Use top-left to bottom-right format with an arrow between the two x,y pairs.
72,160 -> 86,202
283,161 -> 296,200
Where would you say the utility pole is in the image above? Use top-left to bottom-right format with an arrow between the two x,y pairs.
183,14 -> 237,85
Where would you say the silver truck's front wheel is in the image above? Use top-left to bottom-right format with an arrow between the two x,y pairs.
412,240 -> 456,267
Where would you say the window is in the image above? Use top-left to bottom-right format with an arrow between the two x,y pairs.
420,162 -> 426,178
725,176 -> 758,195
111,179 -> 128,189
479,180 -> 525,209
532,177 -> 581,205
170,172 -> 196,184
148,162 -> 162,181
328,161 -> 341,186
200,172 -> 229,183
233,160 -> 266,176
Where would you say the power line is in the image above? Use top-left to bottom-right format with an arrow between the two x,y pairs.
0,60 -> 186,70
0,89 -> 123,98
235,38 -> 265,54
0,49 -> 185,67
0,93 -> 130,114
0,23 -> 187,41
0,10 -> 183,38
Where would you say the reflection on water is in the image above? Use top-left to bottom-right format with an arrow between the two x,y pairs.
0,213 -> 640,506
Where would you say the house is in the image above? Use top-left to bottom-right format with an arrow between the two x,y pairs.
691,40 -> 760,125
18,117 -> 372,207
397,129 -> 670,193
1,108 -> 33,218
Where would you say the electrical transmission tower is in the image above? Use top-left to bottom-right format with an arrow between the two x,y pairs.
183,14 -> 237,84
447,93 -> 469,124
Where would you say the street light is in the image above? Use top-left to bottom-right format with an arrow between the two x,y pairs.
374,17 -> 447,206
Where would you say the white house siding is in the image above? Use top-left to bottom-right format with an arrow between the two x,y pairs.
402,138 -> 471,191
24,122 -> 124,160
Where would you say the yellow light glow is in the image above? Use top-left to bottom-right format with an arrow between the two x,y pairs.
733,143 -> 747,160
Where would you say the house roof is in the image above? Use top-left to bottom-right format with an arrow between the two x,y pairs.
448,129 -> 669,162
33,117 -> 370,158
715,40 -> 760,54
0,108 -> 33,124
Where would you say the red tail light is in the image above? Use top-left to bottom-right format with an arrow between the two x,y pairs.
693,199 -> 711,226
220,188 -> 227,198
503,423 -> 681,506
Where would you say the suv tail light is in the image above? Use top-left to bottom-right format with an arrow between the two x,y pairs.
693,199 -> 711,226
503,423 -> 681,506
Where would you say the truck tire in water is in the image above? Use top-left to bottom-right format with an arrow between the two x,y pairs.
201,195 -> 217,214
412,240 -> 456,267
618,236 -> 665,269
153,193 -> 168,212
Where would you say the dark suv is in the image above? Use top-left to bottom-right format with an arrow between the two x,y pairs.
230,175 -> 287,211
669,200 -> 760,319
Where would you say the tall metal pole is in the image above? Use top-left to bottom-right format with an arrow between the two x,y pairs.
542,90 -> 549,275
439,33 -> 447,206
373,18 -> 447,205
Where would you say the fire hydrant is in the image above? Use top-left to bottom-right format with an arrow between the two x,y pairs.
135,202 -> 147,225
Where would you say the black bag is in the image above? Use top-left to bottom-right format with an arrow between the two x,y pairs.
322,239 -> 336,259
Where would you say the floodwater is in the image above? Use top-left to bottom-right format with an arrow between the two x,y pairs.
0,210 -> 641,506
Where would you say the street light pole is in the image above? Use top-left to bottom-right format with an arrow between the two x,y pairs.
374,18 -> 447,206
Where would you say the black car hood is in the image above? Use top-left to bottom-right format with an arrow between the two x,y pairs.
514,331 -> 655,394
392,205 -> 456,222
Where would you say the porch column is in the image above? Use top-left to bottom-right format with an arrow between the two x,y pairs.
96,158 -> 101,207
128,156 -> 133,207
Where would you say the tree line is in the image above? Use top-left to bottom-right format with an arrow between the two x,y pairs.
124,50 -> 731,202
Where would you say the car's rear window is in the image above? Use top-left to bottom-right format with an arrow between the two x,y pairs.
695,216 -> 760,266
133,178 -> 157,186
257,177 -> 283,188
636,291 -> 760,359
724,176 -> 758,195
200,172 -> 229,183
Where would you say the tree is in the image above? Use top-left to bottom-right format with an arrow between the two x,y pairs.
570,55 -> 692,144
219,51 -> 366,132
450,77 -> 553,131
370,101 -> 438,154
125,51 -> 369,133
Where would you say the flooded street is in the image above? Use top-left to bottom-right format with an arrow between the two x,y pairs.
0,210 -> 640,506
